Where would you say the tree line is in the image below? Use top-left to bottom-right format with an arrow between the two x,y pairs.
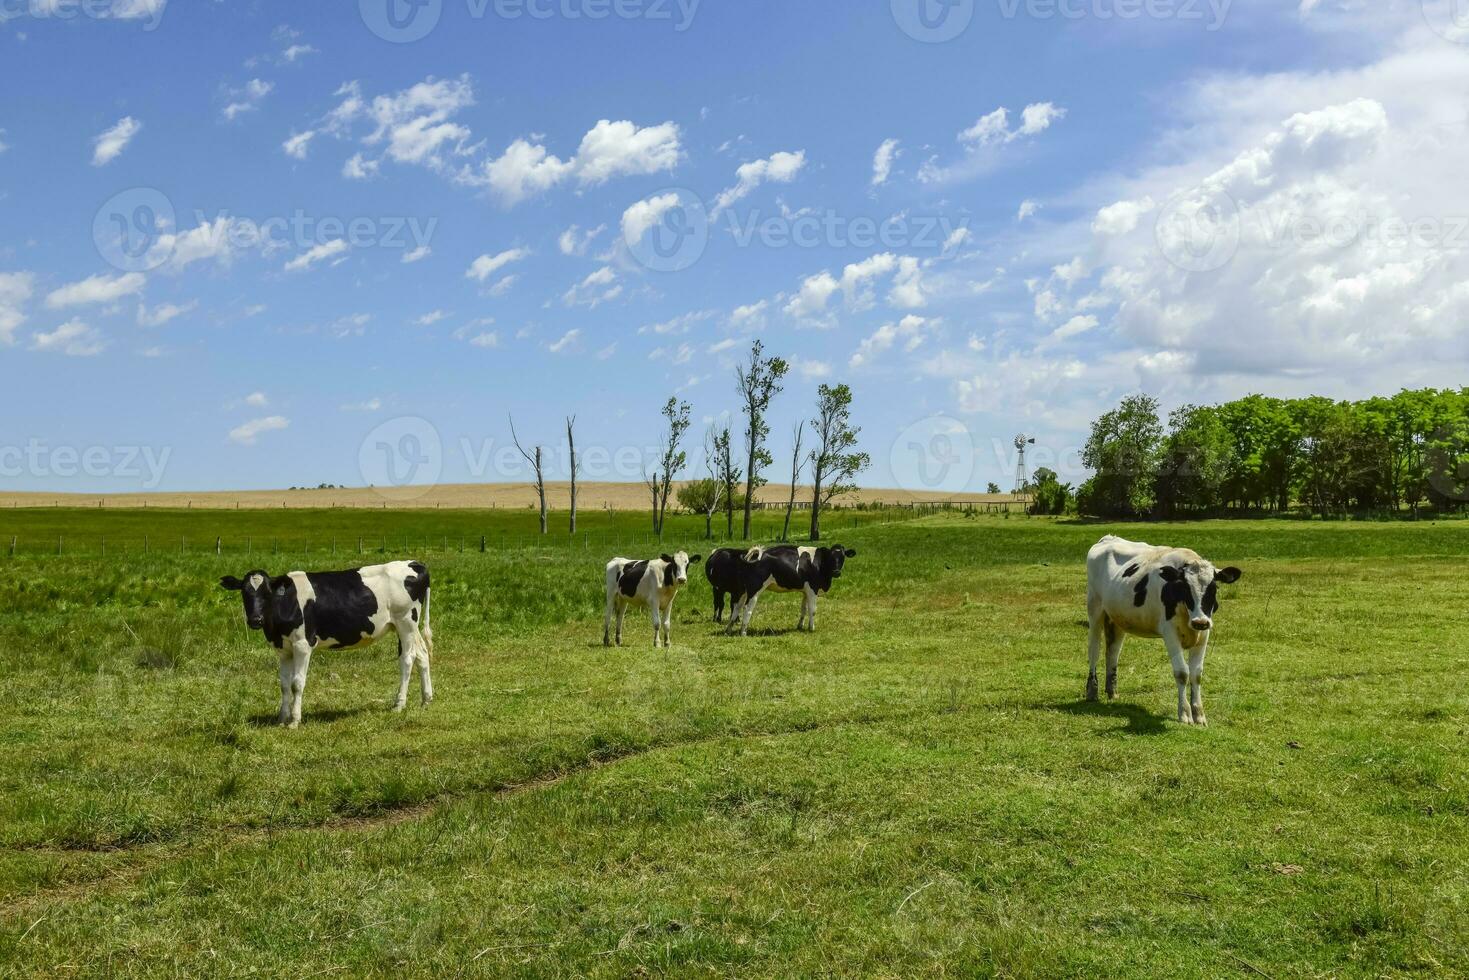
514,340 -> 870,542
1076,388 -> 1469,519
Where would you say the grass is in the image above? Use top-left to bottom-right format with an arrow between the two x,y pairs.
0,508 -> 1465,976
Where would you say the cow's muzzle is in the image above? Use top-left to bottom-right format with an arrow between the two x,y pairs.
247,617 -> 264,630
1190,617 -> 1212,631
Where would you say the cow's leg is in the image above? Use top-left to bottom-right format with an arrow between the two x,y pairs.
662,599 -> 675,648
394,631 -> 415,712
614,600 -> 625,647
398,618 -> 432,707
603,592 -> 615,646
1187,639 -> 1208,727
650,600 -> 663,649
712,590 -> 725,624
724,596 -> 743,635
276,649 -> 293,725
805,587 -> 818,632
1164,634 -> 1192,725
738,592 -> 761,636
287,640 -> 312,729
1085,597 -> 1104,702
1104,617 -> 1125,700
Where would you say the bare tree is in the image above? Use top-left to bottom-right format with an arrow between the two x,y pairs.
781,421 -> 806,542
566,415 -> 578,535
697,426 -> 727,539
736,340 -> 789,539
645,397 -> 691,537
809,383 -> 869,541
713,422 -> 740,539
509,415 -> 548,535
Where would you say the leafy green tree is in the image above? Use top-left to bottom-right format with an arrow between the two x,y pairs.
735,340 -> 789,540
809,383 -> 869,541
1154,404 -> 1232,517
1079,394 -> 1162,517
1028,467 -> 1072,515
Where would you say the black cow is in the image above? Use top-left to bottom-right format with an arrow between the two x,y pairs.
706,544 -> 857,635
219,559 -> 432,727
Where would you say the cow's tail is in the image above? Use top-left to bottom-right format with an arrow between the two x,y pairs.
743,545 -> 764,562
422,582 -> 433,656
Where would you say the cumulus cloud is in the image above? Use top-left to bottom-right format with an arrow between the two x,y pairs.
850,315 -> 933,369
402,244 -> 431,264
283,239 -> 348,272
558,223 -> 605,256
786,252 -> 929,322
45,272 -> 145,309
622,193 -> 681,244
0,272 -> 35,345
465,247 -> 529,283
282,131 -> 315,159
229,415 -> 289,445
31,319 -> 107,356
562,266 -> 621,308
1017,199 -> 1040,222
872,138 -> 899,186
921,102 -> 1065,184
471,119 -> 681,206
137,300 -> 196,327
712,150 -> 806,215
92,116 -> 141,166
222,79 -> 273,121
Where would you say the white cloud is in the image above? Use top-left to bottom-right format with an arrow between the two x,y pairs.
282,130 -> 315,159
1092,197 -> 1154,235
466,247 -> 530,283
794,358 -> 832,380
136,300 -> 196,327
850,315 -> 932,368
1019,102 -> 1066,136
622,193 -> 680,244
712,150 -> 806,215
222,78 -> 273,121
943,227 -> 973,254
1017,199 -> 1040,222
562,266 -> 621,308
45,272 -> 145,309
471,119 -> 681,206
402,244 -> 431,264
92,116 -> 141,166
467,331 -> 500,349
923,102 -> 1065,185
783,271 -> 840,321
558,223 -> 605,256
229,415 -> 289,445
341,398 -> 382,412
342,152 -> 380,180
871,138 -> 899,186
640,310 -> 716,336
728,300 -> 768,330
31,319 -> 106,356
1049,314 -> 1099,343
284,239 -> 348,272
0,272 -> 35,345
548,328 -> 581,354
0,129 -> 8,155
244,391 -> 269,408
959,108 -> 1011,147
650,342 -> 694,365
414,310 -> 450,326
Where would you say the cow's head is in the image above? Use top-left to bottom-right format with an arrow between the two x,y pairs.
813,545 -> 857,592
1158,560 -> 1242,632
660,551 -> 703,586
219,570 -> 275,630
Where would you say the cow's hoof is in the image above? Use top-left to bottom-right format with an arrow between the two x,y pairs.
1192,712 -> 1208,727
1085,677 -> 1099,702
1177,713 -> 1193,725
287,720 -> 300,730
392,702 -> 407,713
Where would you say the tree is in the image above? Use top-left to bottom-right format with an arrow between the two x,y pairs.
808,383 -> 869,541
645,397 -> 691,537
509,415 -> 547,534
986,482 -> 1002,494
735,340 -> 789,539
1153,404 -> 1232,518
566,415 -> 578,535
1078,394 -> 1162,518
781,421 -> 806,542
1029,467 -> 1072,515
711,422 -> 741,538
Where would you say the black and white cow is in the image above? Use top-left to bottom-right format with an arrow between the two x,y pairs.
603,552 -> 701,648
1085,535 -> 1241,726
219,560 -> 433,728
707,544 -> 857,636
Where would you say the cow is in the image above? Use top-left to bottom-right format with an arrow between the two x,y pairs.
603,552 -> 702,648
1085,535 -> 1241,726
708,544 -> 857,636
219,560 -> 433,728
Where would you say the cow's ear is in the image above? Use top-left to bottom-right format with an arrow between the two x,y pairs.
219,576 -> 244,591
843,548 -> 857,559
1158,566 -> 1181,582
660,553 -> 675,564
689,554 -> 702,564
1216,567 -> 1242,584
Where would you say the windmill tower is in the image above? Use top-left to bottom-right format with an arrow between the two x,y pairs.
1013,434 -> 1036,494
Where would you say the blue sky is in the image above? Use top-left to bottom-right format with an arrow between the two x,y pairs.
2,0 -> 1467,495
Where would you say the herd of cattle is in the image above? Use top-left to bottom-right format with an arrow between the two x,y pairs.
219,535 -> 1240,729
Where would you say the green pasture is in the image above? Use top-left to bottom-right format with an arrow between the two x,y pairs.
0,508 -> 1464,977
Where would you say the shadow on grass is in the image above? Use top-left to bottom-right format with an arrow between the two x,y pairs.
1049,698 -> 1170,736
247,704 -> 375,727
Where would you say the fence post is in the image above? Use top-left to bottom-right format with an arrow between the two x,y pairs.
215,536 -> 222,556
8,536 -> 15,557
480,535 -> 486,553
57,536 -> 62,556
143,534 -> 149,554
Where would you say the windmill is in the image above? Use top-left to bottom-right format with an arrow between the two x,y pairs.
1013,434 -> 1036,495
